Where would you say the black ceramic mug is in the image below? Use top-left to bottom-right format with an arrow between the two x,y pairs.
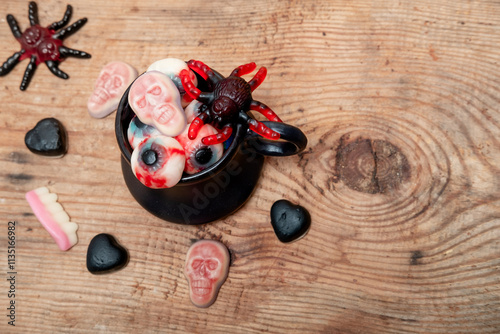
115,78 -> 307,225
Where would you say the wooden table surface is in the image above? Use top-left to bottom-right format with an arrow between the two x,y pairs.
1,0 -> 499,333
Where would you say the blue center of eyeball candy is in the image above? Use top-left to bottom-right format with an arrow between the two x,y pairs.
134,117 -> 149,129
142,149 -> 158,166
195,147 -> 213,165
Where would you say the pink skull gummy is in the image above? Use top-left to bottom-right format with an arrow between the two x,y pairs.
147,58 -> 198,108
128,71 -> 187,137
88,61 -> 138,118
184,240 -> 230,308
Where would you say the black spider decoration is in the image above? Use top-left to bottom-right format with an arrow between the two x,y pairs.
180,60 -> 282,146
0,2 -> 91,90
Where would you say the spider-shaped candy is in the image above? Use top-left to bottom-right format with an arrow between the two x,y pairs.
180,60 -> 283,146
0,2 -> 90,90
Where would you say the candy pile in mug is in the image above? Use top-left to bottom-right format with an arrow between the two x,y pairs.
127,58 -> 224,189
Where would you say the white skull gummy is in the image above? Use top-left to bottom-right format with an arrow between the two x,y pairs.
128,71 -> 187,137
147,58 -> 198,108
184,240 -> 230,308
88,61 -> 138,118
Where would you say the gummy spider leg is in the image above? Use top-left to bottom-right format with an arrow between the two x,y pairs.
201,125 -> 233,146
248,67 -> 267,92
239,111 -> 280,140
45,5 -> 90,81
188,59 -> 224,85
229,62 -> 257,77
0,16 -> 24,77
180,68 -> 214,103
187,105 -> 211,140
249,100 -> 283,123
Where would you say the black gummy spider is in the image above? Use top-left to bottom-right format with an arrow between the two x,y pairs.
0,2 -> 91,90
180,60 -> 283,146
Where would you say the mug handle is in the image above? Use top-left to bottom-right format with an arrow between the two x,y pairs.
244,121 -> 308,156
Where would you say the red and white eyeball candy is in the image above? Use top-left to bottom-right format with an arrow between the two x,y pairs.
131,136 -> 185,189
128,71 -> 187,137
127,116 -> 162,149
184,240 -> 230,308
176,124 -> 224,174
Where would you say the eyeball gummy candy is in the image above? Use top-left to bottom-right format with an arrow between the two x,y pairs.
176,124 -> 224,175
131,136 -> 185,189
127,116 -> 162,149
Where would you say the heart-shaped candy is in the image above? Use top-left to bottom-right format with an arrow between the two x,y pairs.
270,200 -> 311,243
25,118 -> 67,157
86,234 -> 129,274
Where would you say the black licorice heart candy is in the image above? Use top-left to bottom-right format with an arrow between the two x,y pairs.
270,200 -> 311,243
25,118 -> 68,157
87,234 -> 129,274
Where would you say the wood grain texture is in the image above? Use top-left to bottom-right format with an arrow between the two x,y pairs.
0,0 -> 499,333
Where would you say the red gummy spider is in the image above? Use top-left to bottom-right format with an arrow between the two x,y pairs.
0,2 -> 90,90
180,60 -> 282,146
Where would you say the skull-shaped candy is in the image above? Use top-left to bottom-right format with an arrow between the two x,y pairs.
147,58 -> 198,108
184,240 -> 230,308
129,71 -> 187,137
87,61 -> 138,118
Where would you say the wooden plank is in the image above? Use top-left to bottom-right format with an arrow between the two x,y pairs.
0,0 -> 499,332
